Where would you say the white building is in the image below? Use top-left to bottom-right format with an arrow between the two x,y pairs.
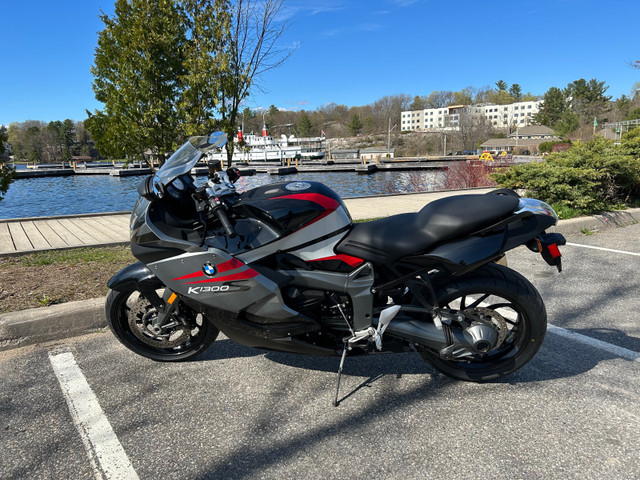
401,100 -> 542,131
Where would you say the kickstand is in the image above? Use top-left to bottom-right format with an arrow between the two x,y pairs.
333,340 -> 349,407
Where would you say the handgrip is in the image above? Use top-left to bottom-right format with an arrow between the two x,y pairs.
211,203 -> 237,238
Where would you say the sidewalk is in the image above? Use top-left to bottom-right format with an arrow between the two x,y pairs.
2,188 -> 640,350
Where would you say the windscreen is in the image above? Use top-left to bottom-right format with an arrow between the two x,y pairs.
152,136 -> 206,190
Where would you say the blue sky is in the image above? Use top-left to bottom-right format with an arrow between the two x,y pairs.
1,0 -> 639,125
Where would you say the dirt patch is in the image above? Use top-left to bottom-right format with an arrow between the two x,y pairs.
0,246 -> 135,314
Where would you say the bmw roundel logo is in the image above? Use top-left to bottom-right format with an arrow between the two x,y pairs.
202,262 -> 217,277
285,181 -> 311,191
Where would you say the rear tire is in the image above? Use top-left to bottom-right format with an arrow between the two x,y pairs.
419,264 -> 546,381
106,288 -> 219,362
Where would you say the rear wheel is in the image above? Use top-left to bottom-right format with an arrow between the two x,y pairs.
418,264 -> 546,381
106,288 -> 219,361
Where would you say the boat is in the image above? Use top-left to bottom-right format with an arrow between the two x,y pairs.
208,124 -> 325,163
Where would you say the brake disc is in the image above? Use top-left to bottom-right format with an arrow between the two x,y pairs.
463,306 -> 508,348
127,295 -> 190,348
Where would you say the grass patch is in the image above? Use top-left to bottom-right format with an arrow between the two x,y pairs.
0,245 -> 136,314
12,246 -> 134,267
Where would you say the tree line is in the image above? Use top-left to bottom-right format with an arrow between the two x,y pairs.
4,120 -> 96,164
534,79 -> 640,139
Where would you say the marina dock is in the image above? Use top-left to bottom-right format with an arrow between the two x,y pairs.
0,188 -> 494,255
13,157 -> 457,179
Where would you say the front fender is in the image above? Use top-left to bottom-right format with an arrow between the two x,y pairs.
107,262 -> 163,292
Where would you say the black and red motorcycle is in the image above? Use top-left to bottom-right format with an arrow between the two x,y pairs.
106,132 -> 565,405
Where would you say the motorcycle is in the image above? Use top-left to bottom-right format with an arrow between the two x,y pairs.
106,132 -> 565,405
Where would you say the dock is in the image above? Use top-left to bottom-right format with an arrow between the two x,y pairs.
0,188 -> 494,255
13,157 -> 455,179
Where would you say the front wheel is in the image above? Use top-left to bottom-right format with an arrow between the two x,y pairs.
106,288 -> 219,361
419,264 -> 547,381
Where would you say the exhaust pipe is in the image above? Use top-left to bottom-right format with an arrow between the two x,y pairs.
385,315 -> 499,359
385,316 -> 448,350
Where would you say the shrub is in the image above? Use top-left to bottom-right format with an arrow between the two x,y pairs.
490,133 -> 640,215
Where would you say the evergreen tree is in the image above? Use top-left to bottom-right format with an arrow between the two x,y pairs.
180,0 -> 230,137
535,87 -> 568,127
348,113 -> 363,136
297,112 -> 313,137
87,0 -> 188,165
509,84 -> 522,101
564,78 -> 611,123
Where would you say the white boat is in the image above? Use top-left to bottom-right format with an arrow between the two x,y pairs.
208,124 -> 325,163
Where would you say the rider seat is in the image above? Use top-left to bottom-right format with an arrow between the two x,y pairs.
335,194 -> 520,265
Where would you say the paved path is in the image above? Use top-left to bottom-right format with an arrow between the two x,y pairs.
0,188 -> 492,255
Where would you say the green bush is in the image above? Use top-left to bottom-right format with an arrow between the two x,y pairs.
491,130 -> 640,216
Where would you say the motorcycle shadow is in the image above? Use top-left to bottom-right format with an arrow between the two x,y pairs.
198,338 -> 447,391
198,328 -> 639,387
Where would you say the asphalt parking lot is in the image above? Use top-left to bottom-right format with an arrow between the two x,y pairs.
1,224 -> 639,480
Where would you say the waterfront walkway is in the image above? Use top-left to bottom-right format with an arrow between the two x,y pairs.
0,188 -> 494,255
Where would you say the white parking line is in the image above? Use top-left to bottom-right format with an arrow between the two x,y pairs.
566,242 -> 640,257
548,324 -> 640,362
49,352 -> 139,480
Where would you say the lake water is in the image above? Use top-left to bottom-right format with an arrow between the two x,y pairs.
0,170 -> 443,219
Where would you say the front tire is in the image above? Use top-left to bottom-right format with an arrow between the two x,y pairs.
419,264 -> 547,381
106,288 -> 219,362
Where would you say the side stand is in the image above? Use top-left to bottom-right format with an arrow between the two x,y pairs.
333,341 -> 349,407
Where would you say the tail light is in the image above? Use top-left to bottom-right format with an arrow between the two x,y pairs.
526,232 -> 566,272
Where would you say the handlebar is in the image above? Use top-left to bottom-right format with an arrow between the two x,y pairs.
209,198 -> 237,238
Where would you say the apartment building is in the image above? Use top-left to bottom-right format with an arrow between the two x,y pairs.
401,100 -> 541,131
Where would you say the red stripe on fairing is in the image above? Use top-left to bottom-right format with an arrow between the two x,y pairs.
309,254 -> 364,267
217,257 -> 244,273
172,271 -> 204,281
171,258 -> 246,282
270,193 -> 340,211
183,269 -> 259,284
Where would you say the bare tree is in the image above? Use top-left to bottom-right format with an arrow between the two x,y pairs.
219,0 -> 296,166
456,113 -> 493,152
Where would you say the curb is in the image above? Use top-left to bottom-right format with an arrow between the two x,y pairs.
0,298 -> 107,351
2,207 -> 639,352
549,208 -> 640,235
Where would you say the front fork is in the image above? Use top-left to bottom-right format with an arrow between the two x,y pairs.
148,289 -> 181,333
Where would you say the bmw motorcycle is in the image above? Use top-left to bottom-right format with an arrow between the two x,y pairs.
106,132 -> 565,405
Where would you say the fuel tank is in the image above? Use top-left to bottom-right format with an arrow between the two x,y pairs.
233,181 -> 352,238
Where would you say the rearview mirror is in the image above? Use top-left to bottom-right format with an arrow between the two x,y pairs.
208,131 -> 227,148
